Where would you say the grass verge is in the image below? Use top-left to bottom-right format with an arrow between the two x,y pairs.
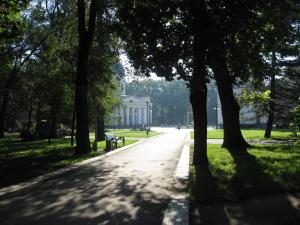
190,143 -> 300,204
191,129 -> 299,140
0,133 -> 137,188
100,129 -> 160,138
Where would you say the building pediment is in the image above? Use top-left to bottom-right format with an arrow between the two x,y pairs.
121,95 -> 150,104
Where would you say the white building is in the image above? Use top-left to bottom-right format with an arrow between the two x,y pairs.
110,67 -> 152,128
216,87 -> 267,127
111,95 -> 152,127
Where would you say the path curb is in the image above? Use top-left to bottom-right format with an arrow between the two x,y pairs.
162,143 -> 190,225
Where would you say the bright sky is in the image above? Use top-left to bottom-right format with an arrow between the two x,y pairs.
119,53 -> 162,81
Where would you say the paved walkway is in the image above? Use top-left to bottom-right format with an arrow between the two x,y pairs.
0,129 -> 190,225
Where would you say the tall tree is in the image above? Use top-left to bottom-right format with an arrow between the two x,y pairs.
74,0 -> 98,154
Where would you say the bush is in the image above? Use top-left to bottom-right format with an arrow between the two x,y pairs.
290,101 -> 300,136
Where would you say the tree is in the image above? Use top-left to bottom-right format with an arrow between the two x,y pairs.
117,0 -> 209,165
74,0 -> 98,154
0,0 -> 29,39
0,27 -> 43,137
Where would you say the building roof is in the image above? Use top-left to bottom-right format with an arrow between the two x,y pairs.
121,95 -> 151,104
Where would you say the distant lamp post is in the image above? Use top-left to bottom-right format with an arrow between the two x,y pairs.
146,101 -> 149,135
149,107 -> 152,131
213,105 -> 220,130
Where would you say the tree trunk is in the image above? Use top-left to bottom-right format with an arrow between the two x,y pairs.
214,68 -> 249,149
27,98 -> 32,131
35,101 -> 41,136
10,110 -> 16,132
48,97 -> 58,138
48,118 -> 52,145
0,85 -> 9,138
74,0 -> 98,154
96,111 -> 105,141
191,0 -> 208,166
190,78 -> 208,166
75,34 -> 91,154
0,67 -> 18,137
71,103 -> 76,146
264,52 -> 276,138
208,45 -> 249,150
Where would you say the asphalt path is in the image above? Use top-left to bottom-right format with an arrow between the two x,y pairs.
0,128 -> 189,225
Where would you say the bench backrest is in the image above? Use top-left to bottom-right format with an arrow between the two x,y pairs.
105,133 -> 115,140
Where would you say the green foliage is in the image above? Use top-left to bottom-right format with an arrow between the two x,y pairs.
0,0 -> 120,137
0,0 -> 29,38
190,144 -> 300,203
238,89 -> 270,118
292,103 -> 300,126
290,99 -> 300,136
239,90 -> 270,105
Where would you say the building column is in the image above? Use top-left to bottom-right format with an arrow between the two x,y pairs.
130,108 -> 134,126
144,107 -> 148,126
141,108 -> 144,125
134,108 -> 138,125
138,108 -> 142,125
126,106 -> 129,126
120,106 -> 124,125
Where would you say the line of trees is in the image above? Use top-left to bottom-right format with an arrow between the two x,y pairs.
0,1 -> 120,155
116,0 -> 300,165
1,1 -> 299,165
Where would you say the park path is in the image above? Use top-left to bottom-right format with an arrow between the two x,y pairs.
0,128 -> 189,225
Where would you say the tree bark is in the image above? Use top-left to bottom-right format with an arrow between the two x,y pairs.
35,101 -> 41,137
48,118 -> 52,145
190,78 -> 208,166
0,69 -> 17,138
71,103 -> 76,146
75,28 -> 91,153
209,52 -> 250,150
96,110 -> 105,141
50,98 -> 58,138
27,98 -> 32,131
191,0 -> 208,166
74,0 -> 98,154
264,52 -> 276,138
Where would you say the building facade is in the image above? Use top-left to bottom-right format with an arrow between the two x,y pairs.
110,64 -> 152,128
111,95 -> 152,128
216,87 -> 267,128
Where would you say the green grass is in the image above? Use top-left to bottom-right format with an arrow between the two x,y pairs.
190,143 -> 300,203
0,133 -> 137,188
102,129 -> 160,138
190,129 -> 299,140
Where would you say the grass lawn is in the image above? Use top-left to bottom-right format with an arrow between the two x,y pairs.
190,143 -> 300,204
0,133 -> 137,188
101,129 -> 160,138
191,129 -> 299,140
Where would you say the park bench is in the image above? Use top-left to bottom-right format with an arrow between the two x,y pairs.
104,133 -> 125,151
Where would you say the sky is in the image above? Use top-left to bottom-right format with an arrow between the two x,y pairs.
119,53 -> 162,82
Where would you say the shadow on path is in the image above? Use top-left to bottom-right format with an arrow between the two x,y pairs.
0,160 -> 171,225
